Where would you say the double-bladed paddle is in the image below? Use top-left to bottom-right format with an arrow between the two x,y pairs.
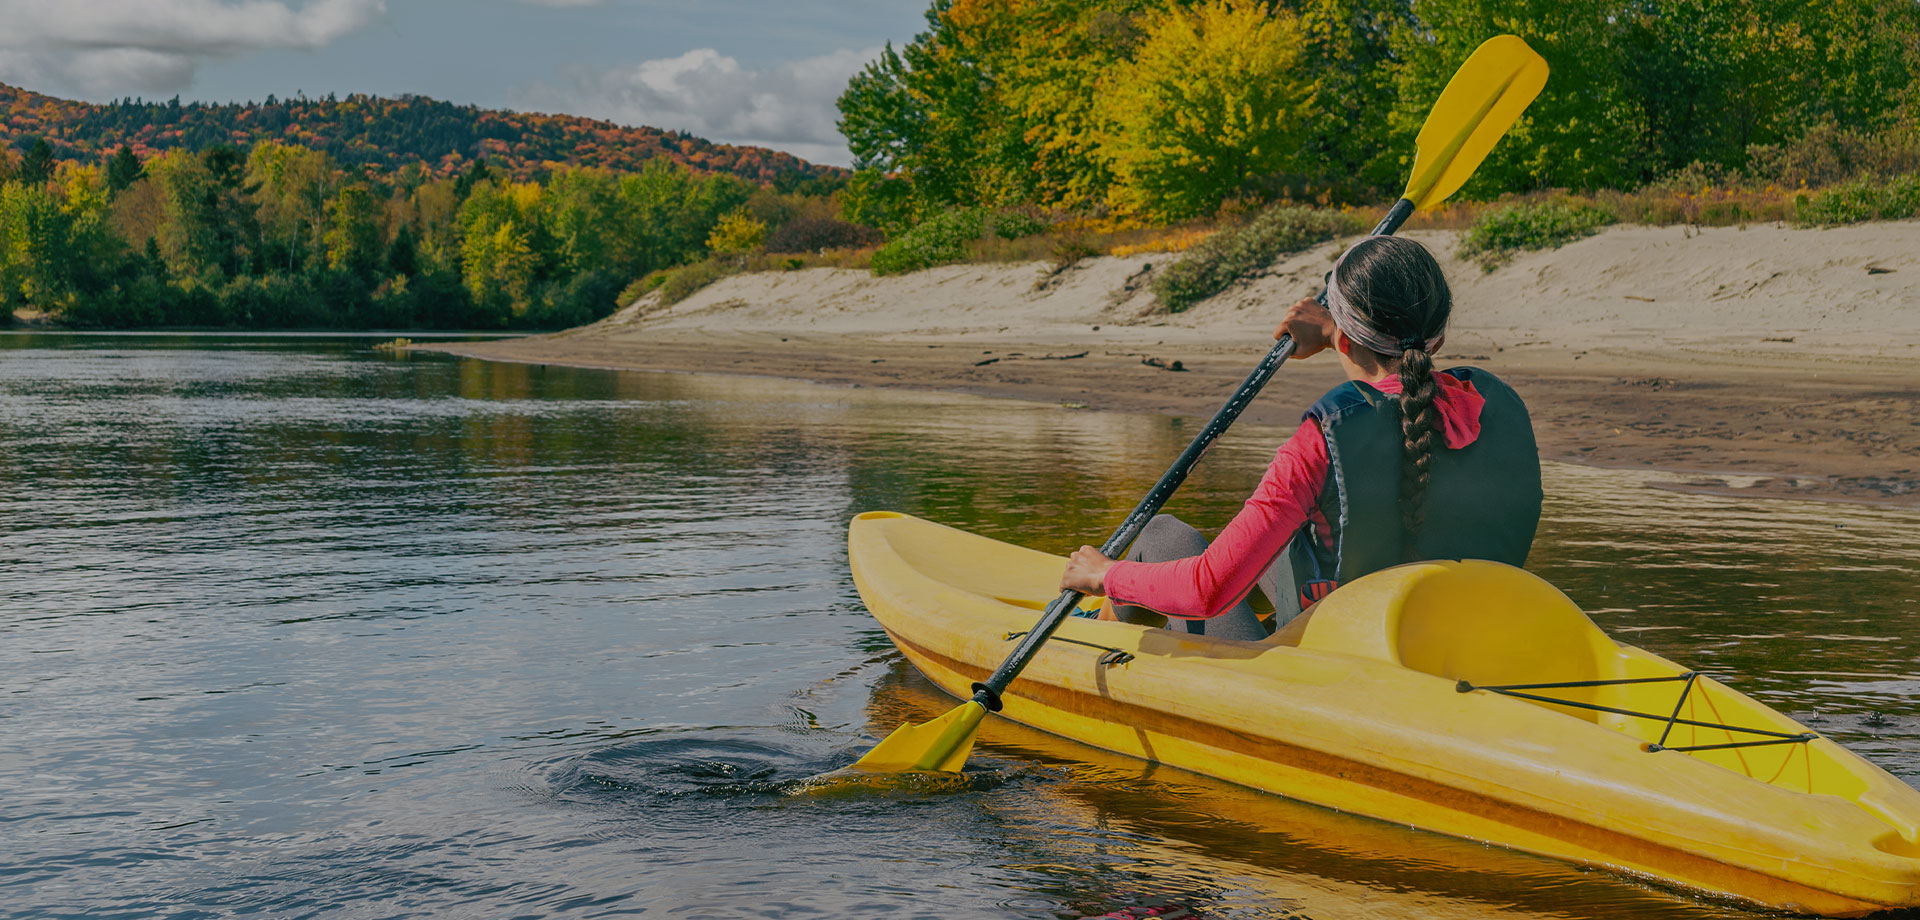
853,34 -> 1549,774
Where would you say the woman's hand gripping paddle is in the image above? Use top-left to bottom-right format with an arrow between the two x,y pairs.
851,34 -> 1548,775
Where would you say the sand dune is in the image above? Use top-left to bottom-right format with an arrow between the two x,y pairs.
609,222 -> 1920,354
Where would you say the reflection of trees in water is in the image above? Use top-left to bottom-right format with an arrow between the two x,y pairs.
370,355 -> 1287,559
837,405 -> 1282,556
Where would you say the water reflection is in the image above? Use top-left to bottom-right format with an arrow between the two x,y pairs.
2,333 -> 1916,919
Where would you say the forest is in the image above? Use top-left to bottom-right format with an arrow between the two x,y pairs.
4,0 -> 1918,330
0,140 -> 858,328
0,78 -> 853,329
838,0 -> 1920,223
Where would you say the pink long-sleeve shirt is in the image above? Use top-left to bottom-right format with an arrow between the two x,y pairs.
1102,373 -> 1488,619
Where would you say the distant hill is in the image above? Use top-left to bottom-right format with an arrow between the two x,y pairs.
0,82 -> 844,186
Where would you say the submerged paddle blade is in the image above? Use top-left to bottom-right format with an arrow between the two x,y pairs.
853,700 -> 987,773
1403,34 -> 1549,210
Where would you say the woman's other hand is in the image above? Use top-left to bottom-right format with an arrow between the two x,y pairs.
1060,546 -> 1115,594
1276,297 -> 1337,358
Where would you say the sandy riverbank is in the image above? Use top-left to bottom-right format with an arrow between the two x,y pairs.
423,222 -> 1920,507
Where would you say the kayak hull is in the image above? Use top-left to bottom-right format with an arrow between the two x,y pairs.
849,511 -> 1920,916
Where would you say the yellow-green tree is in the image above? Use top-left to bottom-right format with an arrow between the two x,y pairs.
706,209 -> 766,255
324,185 -> 385,278
0,166 -> 120,312
457,180 -> 544,314
947,0 -> 1154,210
0,181 -> 68,308
406,179 -> 462,273
1094,0 -> 1315,220
246,141 -> 338,273
145,150 -> 215,277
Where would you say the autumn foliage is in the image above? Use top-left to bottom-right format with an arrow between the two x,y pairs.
0,138 -> 788,329
839,0 -> 1920,223
0,82 -> 842,188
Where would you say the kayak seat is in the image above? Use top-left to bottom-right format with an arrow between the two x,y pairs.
1298,560 -> 1624,721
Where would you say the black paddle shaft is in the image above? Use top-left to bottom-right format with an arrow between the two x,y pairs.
967,198 -> 1416,712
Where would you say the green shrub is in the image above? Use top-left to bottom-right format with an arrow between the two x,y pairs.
1151,205 -> 1362,312
527,269 -> 625,328
657,259 -> 735,305
869,207 -> 1047,275
1458,202 -> 1617,269
1793,173 -> 1920,226
1888,174 -> 1920,219
871,208 -> 986,275
616,277 -> 654,308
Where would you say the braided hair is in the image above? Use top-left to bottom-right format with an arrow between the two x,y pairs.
1327,236 -> 1452,557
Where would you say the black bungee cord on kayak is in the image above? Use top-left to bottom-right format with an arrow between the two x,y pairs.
1002,630 -> 1135,667
1455,673 -> 1817,754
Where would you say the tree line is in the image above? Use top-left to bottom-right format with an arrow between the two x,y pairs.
838,0 -> 1920,224
0,140 -> 806,329
0,81 -> 843,188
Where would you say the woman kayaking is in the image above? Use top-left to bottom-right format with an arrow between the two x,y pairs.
1059,235 -> 1543,640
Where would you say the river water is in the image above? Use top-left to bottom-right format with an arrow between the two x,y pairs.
4,333 -> 1918,919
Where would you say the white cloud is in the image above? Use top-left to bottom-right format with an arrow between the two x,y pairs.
513,46 -> 877,167
0,49 -> 196,97
0,0 -> 385,96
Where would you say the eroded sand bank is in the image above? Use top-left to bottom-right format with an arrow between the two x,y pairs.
424,222 -> 1920,506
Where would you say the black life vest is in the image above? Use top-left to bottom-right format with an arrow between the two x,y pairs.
1288,367 -> 1542,605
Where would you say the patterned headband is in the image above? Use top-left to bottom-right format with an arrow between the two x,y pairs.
1324,236 -> 1439,356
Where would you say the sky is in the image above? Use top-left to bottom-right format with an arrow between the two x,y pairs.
0,0 -> 933,167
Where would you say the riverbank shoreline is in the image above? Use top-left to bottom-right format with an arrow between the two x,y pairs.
417,223 -> 1920,508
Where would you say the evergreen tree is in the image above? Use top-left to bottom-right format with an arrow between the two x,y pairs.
105,146 -> 145,193
386,221 -> 419,277
454,158 -> 493,199
20,139 -> 55,185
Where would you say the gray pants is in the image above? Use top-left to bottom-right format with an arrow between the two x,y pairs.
1111,514 -> 1301,641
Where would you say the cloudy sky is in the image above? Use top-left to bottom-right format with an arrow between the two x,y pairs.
0,0 -> 929,166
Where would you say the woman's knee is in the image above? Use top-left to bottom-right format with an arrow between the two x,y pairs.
1129,514 -> 1208,563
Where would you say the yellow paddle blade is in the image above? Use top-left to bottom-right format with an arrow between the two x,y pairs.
852,700 -> 987,773
1403,34 -> 1549,210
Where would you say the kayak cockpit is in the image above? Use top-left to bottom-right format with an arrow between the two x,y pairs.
1302,560 -> 1862,799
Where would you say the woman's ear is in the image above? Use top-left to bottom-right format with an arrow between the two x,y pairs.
1333,328 -> 1353,356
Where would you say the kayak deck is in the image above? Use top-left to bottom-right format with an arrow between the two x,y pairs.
849,511 -> 1920,916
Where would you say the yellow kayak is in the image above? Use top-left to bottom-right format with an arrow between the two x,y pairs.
848,511 -> 1920,916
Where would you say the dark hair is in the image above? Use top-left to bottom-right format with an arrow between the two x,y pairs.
1328,236 -> 1452,556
